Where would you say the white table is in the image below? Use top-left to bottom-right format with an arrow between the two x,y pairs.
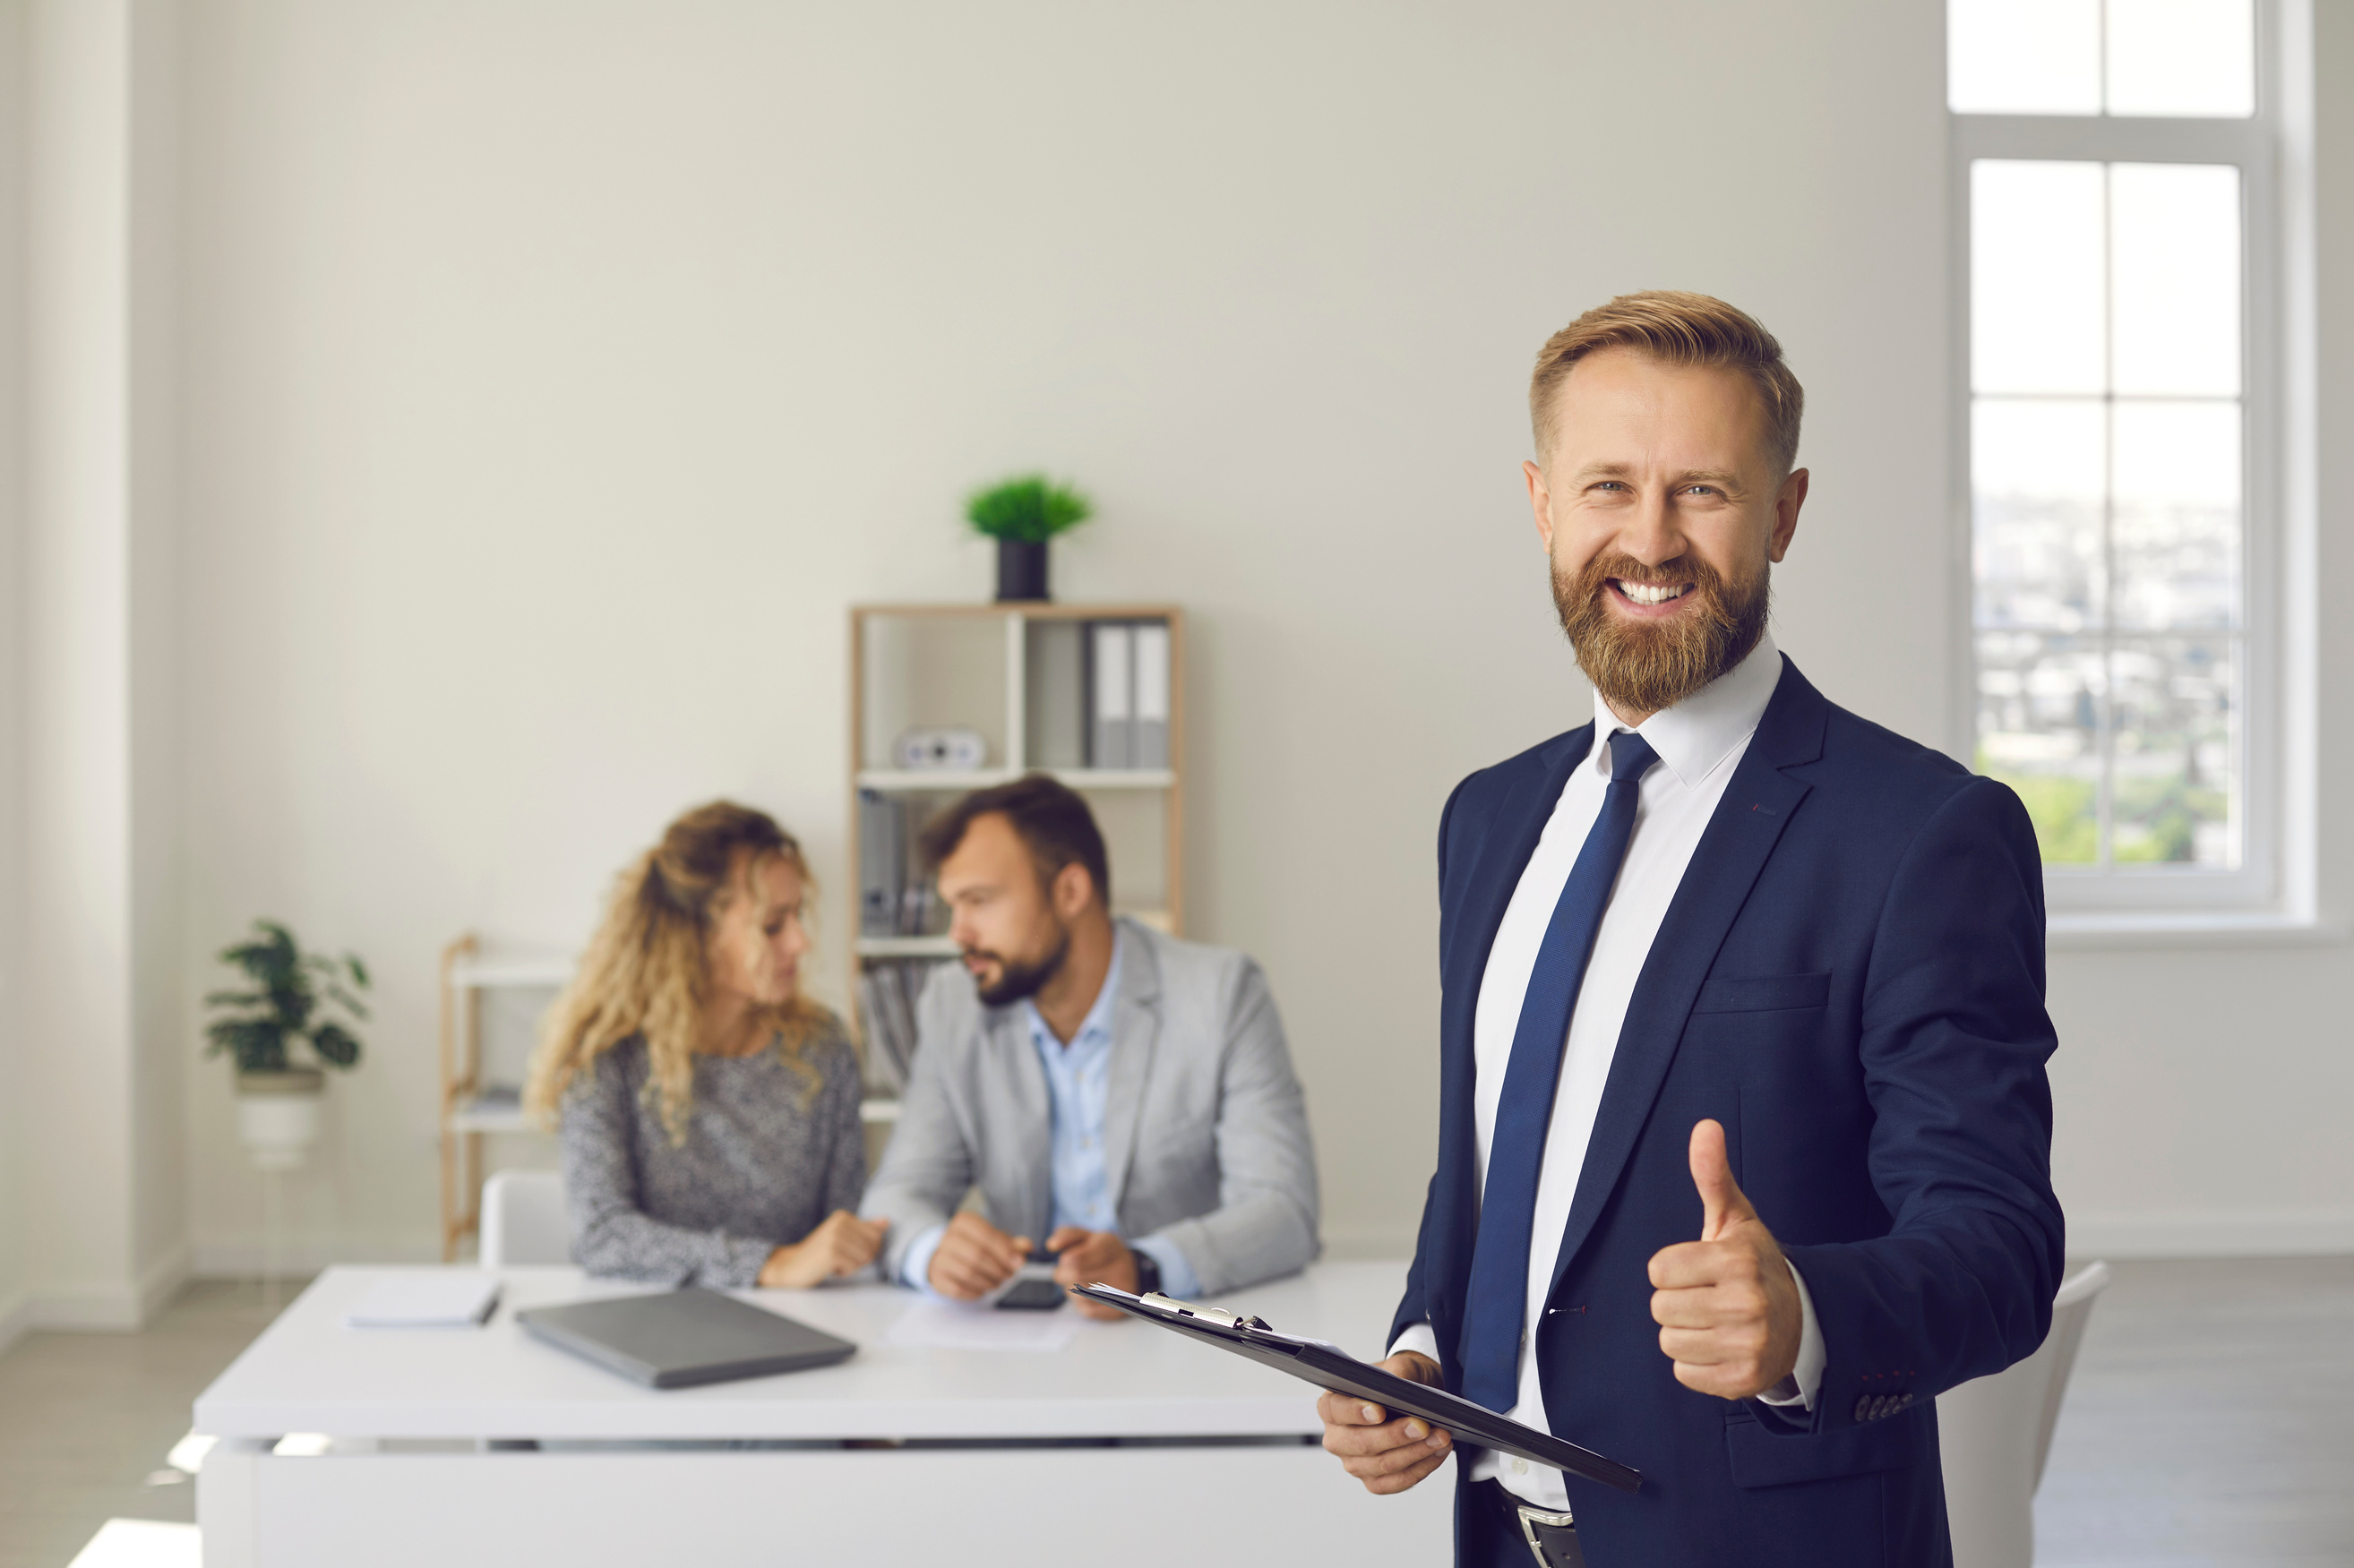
193,1263 -> 1452,1566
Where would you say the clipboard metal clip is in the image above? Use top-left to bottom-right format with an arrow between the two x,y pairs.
1133,1290 -> 1270,1333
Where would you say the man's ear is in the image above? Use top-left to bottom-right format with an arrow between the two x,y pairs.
1768,467 -> 1808,563
1525,459 -> 1557,553
1052,861 -> 1095,921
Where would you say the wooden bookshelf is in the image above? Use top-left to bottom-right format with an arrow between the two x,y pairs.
847,603 -> 1186,1088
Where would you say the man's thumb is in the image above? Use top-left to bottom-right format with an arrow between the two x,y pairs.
1688,1118 -> 1755,1240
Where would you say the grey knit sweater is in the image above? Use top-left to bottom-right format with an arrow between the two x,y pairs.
558,1028 -> 865,1287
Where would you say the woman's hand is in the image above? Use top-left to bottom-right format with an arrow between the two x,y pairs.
759,1211 -> 889,1289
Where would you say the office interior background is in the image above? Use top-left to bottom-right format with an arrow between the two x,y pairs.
0,0 -> 2347,1564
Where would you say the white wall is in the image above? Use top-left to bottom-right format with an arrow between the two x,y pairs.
141,0 -> 2349,1269
9,0 -> 188,1331
0,0 -> 29,1354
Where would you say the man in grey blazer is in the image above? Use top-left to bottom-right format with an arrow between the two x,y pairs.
862,774 -> 1319,1315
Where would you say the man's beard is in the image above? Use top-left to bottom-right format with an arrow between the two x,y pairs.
1552,551 -> 1771,716
966,924 -> 1071,1007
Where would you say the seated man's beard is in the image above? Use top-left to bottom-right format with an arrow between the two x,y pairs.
967,923 -> 1071,1007
1554,552 -> 1771,716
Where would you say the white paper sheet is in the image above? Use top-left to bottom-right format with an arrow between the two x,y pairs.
884,1298 -> 1081,1353
344,1272 -> 501,1328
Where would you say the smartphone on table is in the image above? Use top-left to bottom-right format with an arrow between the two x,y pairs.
995,1246 -> 1067,1312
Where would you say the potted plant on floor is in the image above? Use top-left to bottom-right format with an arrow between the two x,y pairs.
965,474 -> 1094,602
204,921 -> 371,1171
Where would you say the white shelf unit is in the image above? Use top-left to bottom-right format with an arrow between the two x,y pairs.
438,935 -> 571,1260
854,934 -> 961,959
848,603 -> 1186,1096
437,933 -> 904,1261
855,767 -> 1176,792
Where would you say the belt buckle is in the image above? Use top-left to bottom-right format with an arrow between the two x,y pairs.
1515,1499 -> 1579,1568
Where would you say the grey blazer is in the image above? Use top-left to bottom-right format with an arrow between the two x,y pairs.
862,918 -> 1320,1297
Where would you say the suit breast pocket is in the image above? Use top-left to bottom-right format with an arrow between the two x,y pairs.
1690,971 -> 1831,1015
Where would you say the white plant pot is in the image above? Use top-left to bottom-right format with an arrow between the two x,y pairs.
236,1068 -> 325,1172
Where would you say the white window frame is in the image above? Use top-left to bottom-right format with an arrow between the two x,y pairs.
1947,0 -> 2317,927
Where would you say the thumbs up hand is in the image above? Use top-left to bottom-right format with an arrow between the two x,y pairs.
1646,1119 -> 1801,1400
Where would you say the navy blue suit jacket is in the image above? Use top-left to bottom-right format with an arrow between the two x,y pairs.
1393,660 -> 2063,1568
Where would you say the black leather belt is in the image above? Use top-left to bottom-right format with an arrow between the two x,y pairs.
1477,1477 -> 1586,1568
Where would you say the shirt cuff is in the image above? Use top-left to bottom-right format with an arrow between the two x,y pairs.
1757,1257 -> 1825,1409
1132,1235 -> 1199,1300
1387,1321 -> 1440,1366
898,1222 -> 949,1298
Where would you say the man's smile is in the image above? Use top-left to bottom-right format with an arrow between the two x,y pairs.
1607,577 -> 1696,612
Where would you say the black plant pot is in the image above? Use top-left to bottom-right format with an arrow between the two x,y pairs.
995,538 -> 1050,602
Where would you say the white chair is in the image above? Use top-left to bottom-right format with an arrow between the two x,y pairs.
478,1170 -> 571,1267
1938,1259 -> 2113,1568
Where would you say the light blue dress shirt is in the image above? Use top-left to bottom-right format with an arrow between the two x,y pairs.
899,931 -> 1199,1298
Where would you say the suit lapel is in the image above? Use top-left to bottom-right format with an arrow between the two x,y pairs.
1544,663 -> 1830,1298
1432,724 -> 1594,1300
992,1003 -> 1055,1240
1101,921 -> 1162,1217
1445,725 -> 1597,1025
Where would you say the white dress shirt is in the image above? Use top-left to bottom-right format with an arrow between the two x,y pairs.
1389,633 -> 1825,1511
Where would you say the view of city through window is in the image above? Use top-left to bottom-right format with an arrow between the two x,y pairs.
1953,0 -> 2255,872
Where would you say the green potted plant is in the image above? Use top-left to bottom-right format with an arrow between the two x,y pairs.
965,474 -> 1094,602
204,921 -> 371,1171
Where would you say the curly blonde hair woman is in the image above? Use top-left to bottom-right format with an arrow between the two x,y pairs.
526,801 -> 886,1288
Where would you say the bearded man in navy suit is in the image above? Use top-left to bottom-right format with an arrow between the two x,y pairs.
1317,292 -> 2062,1568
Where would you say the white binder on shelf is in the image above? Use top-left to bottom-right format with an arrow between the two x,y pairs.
1131,621 -> 1170,770
1088,622 -> 1134,769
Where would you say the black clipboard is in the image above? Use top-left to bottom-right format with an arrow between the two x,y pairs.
1069,1283 -> 1641,1495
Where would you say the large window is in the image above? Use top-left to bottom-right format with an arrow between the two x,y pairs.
1950,0 -> 2297,914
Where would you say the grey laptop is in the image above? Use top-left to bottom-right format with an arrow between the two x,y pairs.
517,1288 -> 856,1389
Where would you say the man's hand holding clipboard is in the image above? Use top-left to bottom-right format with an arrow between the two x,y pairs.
1066,1283 -> 1639,1495
1318,1348 -> 1455,1495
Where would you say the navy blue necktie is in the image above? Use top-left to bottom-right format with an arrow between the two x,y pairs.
1458,729 -> 1660,1414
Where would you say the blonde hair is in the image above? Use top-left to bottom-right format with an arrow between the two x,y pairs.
1529,290 -> 1805,475
525,801 -> 832,1144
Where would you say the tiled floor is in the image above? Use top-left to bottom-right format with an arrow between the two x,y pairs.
2035,1256 -> 2354,1567
0,1261 -> 2347,1567
0,1280 -> 295,1568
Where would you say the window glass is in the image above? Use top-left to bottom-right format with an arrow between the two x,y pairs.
1949,0 -> 2256,118
2109,162 -> 2241,396
1971,161 -> 2105,394
1949,0 -> 2102,114
1972,398 -> 2106,632
1974,631 -> 2102,862
1968,156 -> 2246,870
2106,0 -> 2256,117
2109,636 -> 2236,864
2110,399 -> 2241,631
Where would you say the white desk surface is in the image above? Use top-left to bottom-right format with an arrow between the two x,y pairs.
193,1262 -> 1412,1442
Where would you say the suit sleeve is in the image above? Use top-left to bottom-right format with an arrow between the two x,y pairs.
858,971 -> 977,1284
1776,775 -> 2065,1432
1147,956 -> 1322,1296
1390,769 -> 1476,1355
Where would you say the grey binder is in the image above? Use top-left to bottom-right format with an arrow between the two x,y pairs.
517,1288 -> 856,1389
